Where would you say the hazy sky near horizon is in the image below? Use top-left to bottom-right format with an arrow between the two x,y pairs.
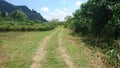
5,0 -> 88,21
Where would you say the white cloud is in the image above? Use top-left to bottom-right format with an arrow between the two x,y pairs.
43,9 -> 72,21
50,13 -> 57,16
76,1 -> 82,6
63,8 -> 70,11
55,9 -> 67,15
41,7 -> 49,12
62,1 -> 66,4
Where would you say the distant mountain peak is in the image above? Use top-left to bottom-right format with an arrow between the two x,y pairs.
0,0 -> 47,22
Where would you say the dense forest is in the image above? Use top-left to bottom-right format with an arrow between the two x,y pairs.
65,0 -> 120,67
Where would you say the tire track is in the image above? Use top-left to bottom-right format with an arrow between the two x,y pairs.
30,29 -> 57,68
58,28 -> 76,68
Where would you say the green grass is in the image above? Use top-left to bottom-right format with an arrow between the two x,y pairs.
42,27 -> 66,68
0,30 -> 55,68
0,40 -> 3,47
61,28 -> 89,67
0,26 -> 107,68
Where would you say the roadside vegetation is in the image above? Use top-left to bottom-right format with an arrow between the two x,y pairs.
65,0 -> 120,67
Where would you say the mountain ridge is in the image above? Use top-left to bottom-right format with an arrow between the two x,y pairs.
0,0 -> 47,22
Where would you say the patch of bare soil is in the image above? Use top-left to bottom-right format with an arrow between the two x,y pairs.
0,44 -> 7,68
0,56 -> 5,68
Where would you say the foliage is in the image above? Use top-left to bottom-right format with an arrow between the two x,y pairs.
0,10 -> 58,32
0,11 -> 8,17
51,18 -> 59,22
34,20 -> 43,23
66,0 -> 120,67
10,10 -> 28,22
0,21 -> 57,31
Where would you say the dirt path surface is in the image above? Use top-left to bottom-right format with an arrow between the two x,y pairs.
30,30 -> 56,68
58,28 -> 76,68
0,27 -> 108,68
0,56 -> 5,68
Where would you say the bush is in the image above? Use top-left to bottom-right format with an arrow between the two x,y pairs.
0,21 -> 57,31
67,0 -> 120,67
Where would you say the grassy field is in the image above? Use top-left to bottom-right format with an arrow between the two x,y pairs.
0,26 -> 107,68
0,30 -> 55,68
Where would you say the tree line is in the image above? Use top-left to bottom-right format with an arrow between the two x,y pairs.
0,10 -> 58,31
65,0 -> 120,67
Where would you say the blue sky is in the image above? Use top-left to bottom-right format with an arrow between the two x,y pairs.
5,0 -> 88,21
